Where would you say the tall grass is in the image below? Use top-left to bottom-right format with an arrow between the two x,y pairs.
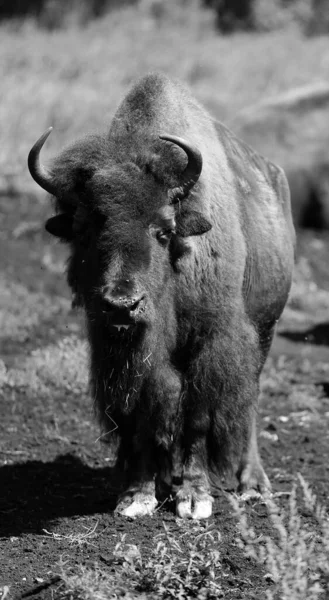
231,475 -> 329,600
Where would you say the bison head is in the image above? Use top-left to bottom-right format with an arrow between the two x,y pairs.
28,128 -> 211,331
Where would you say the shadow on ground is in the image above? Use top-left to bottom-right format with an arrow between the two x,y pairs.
279,321 -> 329,345
0,453 -> 121,538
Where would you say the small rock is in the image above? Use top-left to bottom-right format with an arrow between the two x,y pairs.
259,431 -> 279,442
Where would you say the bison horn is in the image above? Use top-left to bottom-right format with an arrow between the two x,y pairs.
159,134 -> 202,199
28,127 -> 57,195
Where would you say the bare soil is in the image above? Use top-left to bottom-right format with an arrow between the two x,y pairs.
1,194 -> 329,599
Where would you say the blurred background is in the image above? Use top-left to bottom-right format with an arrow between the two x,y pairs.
1,0 -> 329,201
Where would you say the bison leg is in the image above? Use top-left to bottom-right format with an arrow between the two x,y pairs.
115,446 -> 158,517
236,409 -> 271,497
175,439 -> 213,520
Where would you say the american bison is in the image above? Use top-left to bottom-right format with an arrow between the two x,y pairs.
28,73 -> 295,519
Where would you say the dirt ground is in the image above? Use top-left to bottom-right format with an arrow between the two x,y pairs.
1,194 -> 329,599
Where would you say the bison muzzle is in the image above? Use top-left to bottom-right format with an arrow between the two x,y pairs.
28,73 -> 295,519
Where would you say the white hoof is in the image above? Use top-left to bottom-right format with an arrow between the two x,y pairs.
192,498 -> 213,520
116,493 -> 158,518
176,491 -> 213,520
238,463 -> 272,496
176,495 -> 193,519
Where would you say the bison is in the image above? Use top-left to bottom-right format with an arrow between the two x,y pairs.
28,73 -> 295,519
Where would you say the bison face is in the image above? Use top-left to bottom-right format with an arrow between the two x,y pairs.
66,191 -> 178,331
55,165 -> 208,333
28,130 -> 212,331
64,169 -> 211,332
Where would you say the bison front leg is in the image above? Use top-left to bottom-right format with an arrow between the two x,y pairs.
175,437 -> 213,520
115,445 -> 158,518
236,408 -> 271,497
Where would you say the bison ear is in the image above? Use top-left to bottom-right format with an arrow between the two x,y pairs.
45,214 -> 73,240
175,209 -> 212,237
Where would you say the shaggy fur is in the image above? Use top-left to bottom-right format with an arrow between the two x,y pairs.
37,73 -> 295,518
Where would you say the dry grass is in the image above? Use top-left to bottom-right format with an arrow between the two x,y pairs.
0,334 -> 88,396
0,275 -> 69,340
231,476 -> 329,600
43,520 -> 99,548
58,522 -> 222,599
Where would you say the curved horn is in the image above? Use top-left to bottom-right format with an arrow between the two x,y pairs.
159,134 -> 202,199
28,127 -> 57,195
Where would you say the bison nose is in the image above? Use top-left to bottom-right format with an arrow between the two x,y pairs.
102,285 -> 145,315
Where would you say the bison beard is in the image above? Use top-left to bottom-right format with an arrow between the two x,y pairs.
28,72 -> 295,519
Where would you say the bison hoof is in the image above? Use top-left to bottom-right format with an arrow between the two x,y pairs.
176,491 -> 213,520
238,463 -> 272,498
115,493 -> 158,518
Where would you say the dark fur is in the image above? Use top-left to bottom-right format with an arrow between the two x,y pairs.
42,73 -> 295,504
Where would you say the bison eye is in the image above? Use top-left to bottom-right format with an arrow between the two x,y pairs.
156,229 -> 173,245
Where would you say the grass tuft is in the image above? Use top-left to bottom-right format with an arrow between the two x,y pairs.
231,476 -> 329,600
43,521 -> 99,548
58,522 -> 222,599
